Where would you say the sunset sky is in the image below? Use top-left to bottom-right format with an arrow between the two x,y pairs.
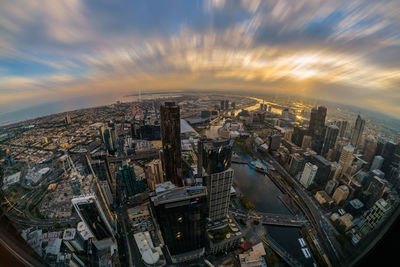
1,0 -> 400,118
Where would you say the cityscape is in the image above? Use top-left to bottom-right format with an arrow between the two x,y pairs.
1,1 -> 400,267
1,92 -> 400,266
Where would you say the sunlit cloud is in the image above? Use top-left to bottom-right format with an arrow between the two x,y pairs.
0,0 -> 400,118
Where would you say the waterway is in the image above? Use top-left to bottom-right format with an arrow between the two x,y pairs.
203,96 -> 315,266
232,163 -> 316,266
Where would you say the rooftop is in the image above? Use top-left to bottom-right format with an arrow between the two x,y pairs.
151,186 -> 206,205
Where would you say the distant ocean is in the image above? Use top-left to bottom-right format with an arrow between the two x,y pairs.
0,94 -> 121,126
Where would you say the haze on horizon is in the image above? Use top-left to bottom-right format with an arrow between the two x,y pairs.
1,0 -> 400,118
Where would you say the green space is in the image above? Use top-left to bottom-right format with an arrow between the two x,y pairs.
209,225 -> 234,243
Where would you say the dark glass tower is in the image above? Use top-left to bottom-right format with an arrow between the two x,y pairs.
198,137 -> 233,176
160,102 -> 183,186
151,187 -> 207,259
322,124 -> 339,155
309,106 -> 327,139
118,161 -> 147,197
350,115 -> 365,148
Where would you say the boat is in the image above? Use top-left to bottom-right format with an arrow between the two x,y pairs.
298,238 -> 306,247
249,161 -> 265,173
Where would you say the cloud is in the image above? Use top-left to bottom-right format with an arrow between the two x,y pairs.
0,0 -> 400,118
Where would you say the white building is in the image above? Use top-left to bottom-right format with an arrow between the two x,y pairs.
300,163 -> 318,189
134,232 -> 165,266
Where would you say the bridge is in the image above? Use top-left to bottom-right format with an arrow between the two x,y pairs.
260,234 -> 303,267
231,210 -> 308,227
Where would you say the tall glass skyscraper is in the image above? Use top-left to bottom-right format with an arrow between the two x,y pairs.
350,115 -> 365,148
160,102 -> 183,187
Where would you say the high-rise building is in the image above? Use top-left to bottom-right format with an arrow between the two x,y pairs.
309,106 -> 327,140
118,161 -> 147,198
330,162 -> 342,179
300,163 -> 318,189
337,120 -> 349,138
151,186 -> 207,263
339,145 -> 354,174
145,159 -> 164,190
360,199 -> 391,236
199,138 -> 234,222
289,153 -> 305,177
292,126 -> 308,147
225,100 -> 229,110
63,228 -> 85,253
381,141 -> 400,183
363,135 -> 377,164
325,179 -> 338,196
310,155 -> 333,187
350,115 -> 365,148
366,176 -> 386,207
332,185 -> 350,204
301,135 -> 312,149
322,125 -> 339,155
72,194 -> 116,240
160,102 -> 183,187
269,134 -> 281,151
370,155 -> 384,171
220,100 -> 225,110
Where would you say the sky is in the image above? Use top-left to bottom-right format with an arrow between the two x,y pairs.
1,0 -> 400,118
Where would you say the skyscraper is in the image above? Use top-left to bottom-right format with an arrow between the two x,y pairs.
160,102 -> 183,187
370,155 -> 384,171
363,135 -> 377,164
300,163 -> 318,189
350,115 -> 365,148
309,106 -> 327,139
118,161 -> 147,198
339,145 -> 355,174
322,125 -> 339,155
337,120 -> 349,138
359,199 -> 391,236
199,138 -> 234,222
151,186 -> 207,263
332,185 -> 350,204
145,159 -> 164,190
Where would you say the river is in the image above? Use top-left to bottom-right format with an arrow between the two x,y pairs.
203,97 -> 315,266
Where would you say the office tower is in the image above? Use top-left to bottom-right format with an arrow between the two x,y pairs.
350,115 -> 365,148
309,106 -> 327,139
300,163 -> 318,189
63,228 -> 85,253
337,120 -> 349,138
322,125 -> 339,155
151,186 -> 207,262
199,138 -> 234,222
330,162 -> 342,179
363,135 -> 377,163
145,159 -> 164,190
269,134 -> 281,151
292,126 -> 308,147
118,161 -> 147,198
160,102 -> 183,187
339,145 -> 354,174
332,185 -> 350,204
360,199 -> 391,236
220,100 -> 225,110
289,153 -> 305,177
381,141 -> 400,182
302,135 -> 312,149
231,102 -> 236,109
91,159 -> 114,194
65,115 -> 72,125
370,155 -> 384,171
366,176 -> 386,208
72,194 -> 116,240
310,155 -> 333,187
225,100 -> 229,110
325,179 -> 338,196
375,140 -> 385,156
